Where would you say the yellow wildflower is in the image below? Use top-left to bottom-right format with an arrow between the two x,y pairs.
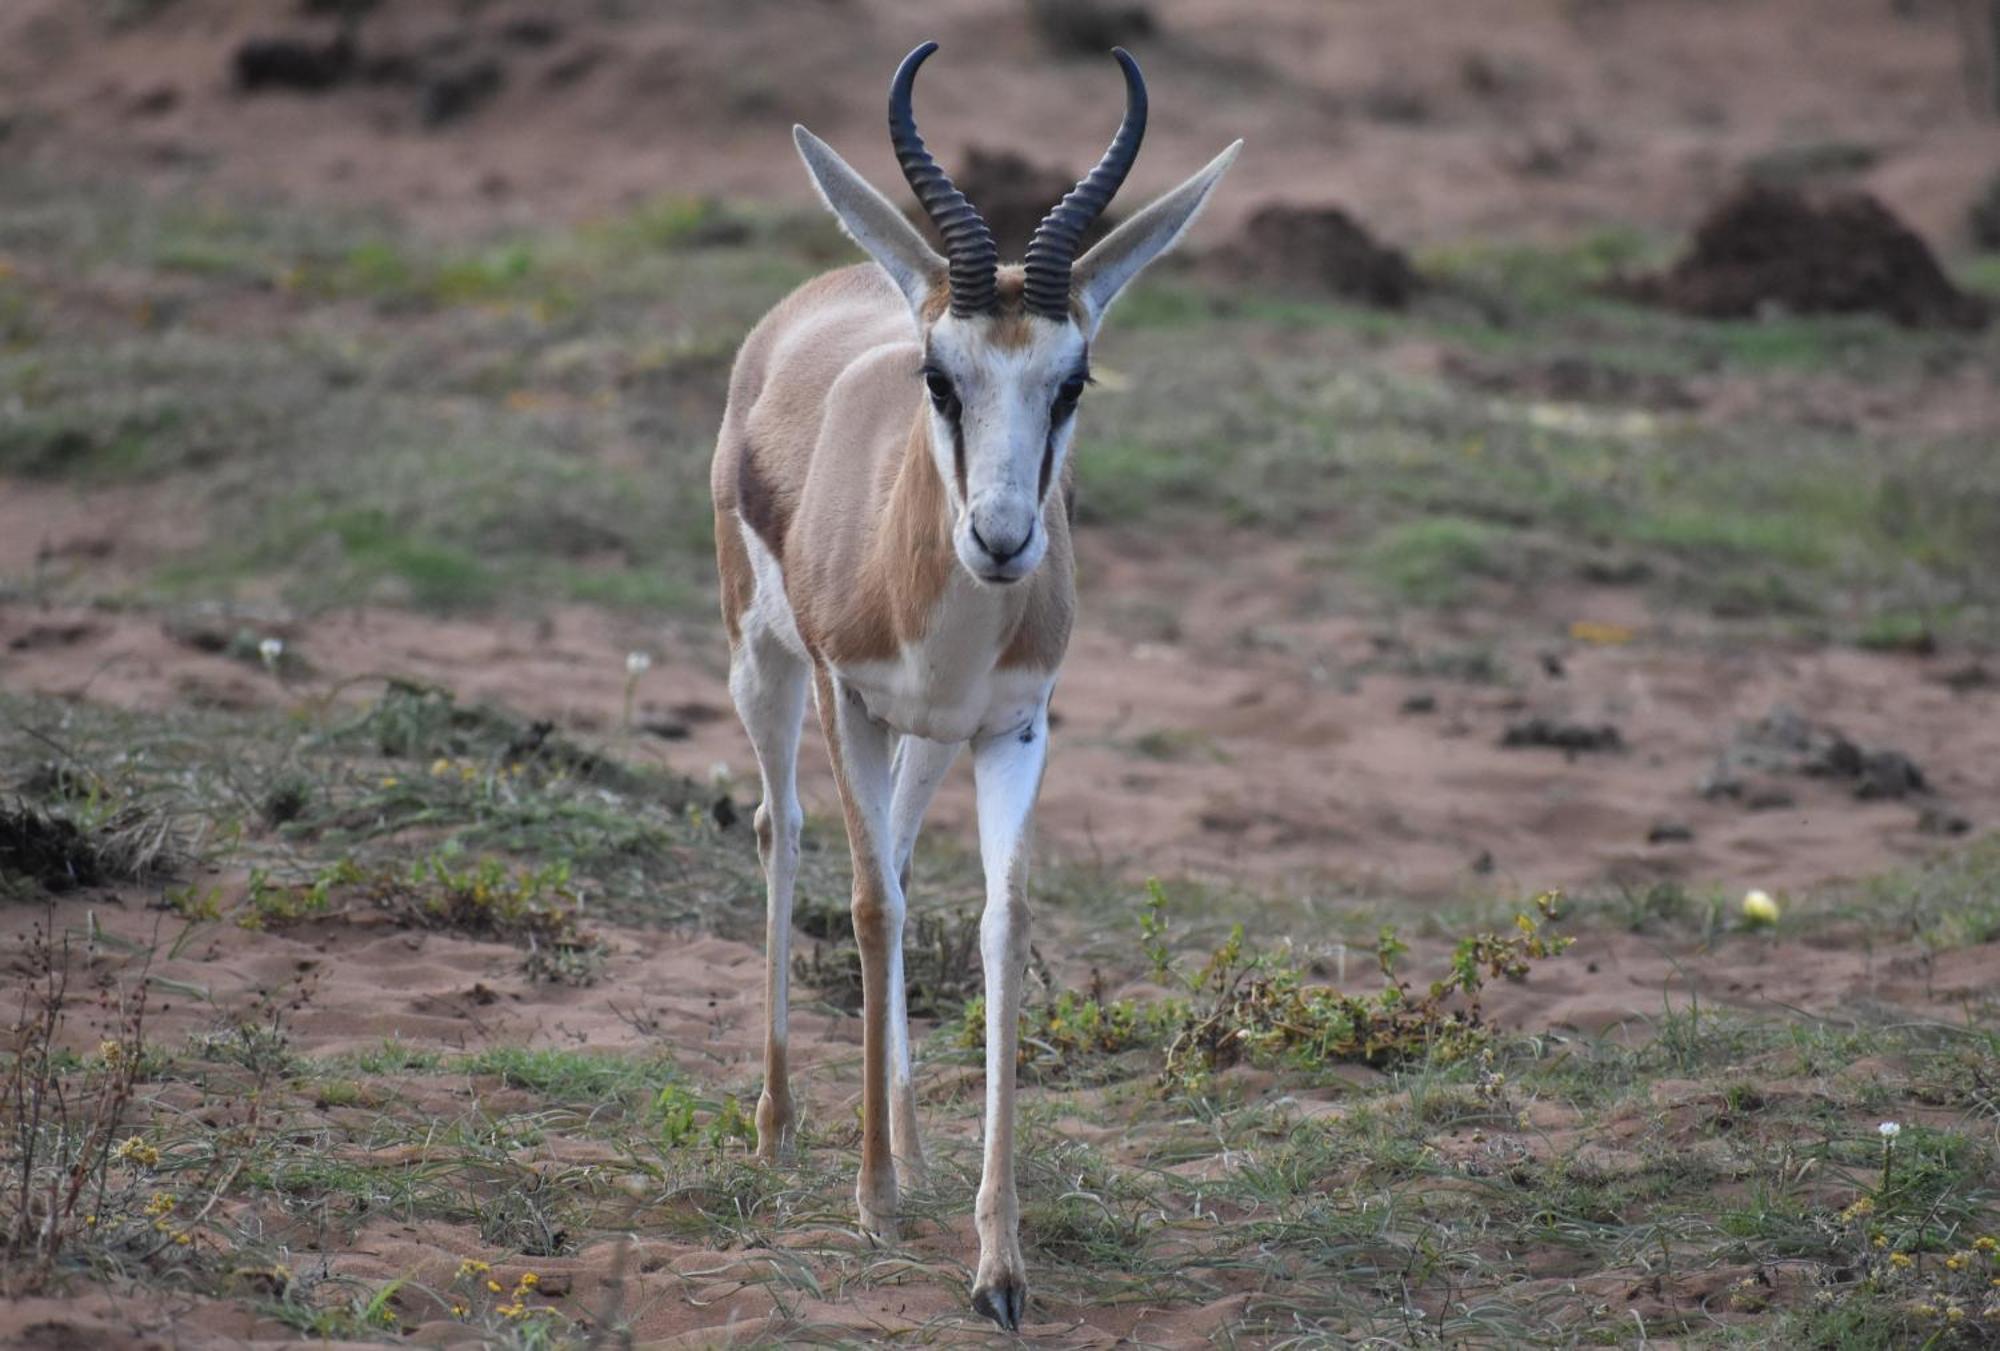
1569,620 -> 1636,646
98,1039 -> 123,1063
114,1137 -> 160,1168
1976,1236 -> 1998,1253
1741,890 -> 1780,925
1874,1234 -> 1889,1248
455,1258 -> 491,1278
174,1232 -> 192,1246
1890,1252 -> 1913,1269
144,1191 -> 176,1217
1948,1255 -> 1966,1272
518,1272 -> 538,1286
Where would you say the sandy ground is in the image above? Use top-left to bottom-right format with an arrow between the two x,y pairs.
2,0 -> 1997,251
5,853 -> 1994,1346
4,2 -> 2000,1343
5,504 -> 1995,903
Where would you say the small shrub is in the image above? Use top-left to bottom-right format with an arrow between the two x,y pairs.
238,853 -> 607,985
960,890 -> 1574,1093
793,903 -> 983,1017
652,1084 -> 757,1151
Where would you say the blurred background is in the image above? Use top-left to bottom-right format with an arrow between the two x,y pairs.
4,0 -> 1997,896
5,3 -> 2000,1344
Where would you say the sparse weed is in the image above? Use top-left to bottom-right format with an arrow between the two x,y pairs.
652,1083 -> 757,1151
238,850 -> 608,985
1,913 -> 154,1292
952,888 -> 1574,1092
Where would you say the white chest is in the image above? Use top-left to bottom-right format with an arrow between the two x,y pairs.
838,580 -> 1053,744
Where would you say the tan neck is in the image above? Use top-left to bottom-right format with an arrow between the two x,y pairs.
876,413 -> 955,593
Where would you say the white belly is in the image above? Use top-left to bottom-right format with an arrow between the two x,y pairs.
840,574 -> 1052,744
842,650 -> 1050,744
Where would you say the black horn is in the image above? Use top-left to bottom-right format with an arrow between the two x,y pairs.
1022,47 -> 1148,321
889,41 -> 998,317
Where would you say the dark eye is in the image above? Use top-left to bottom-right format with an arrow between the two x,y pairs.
1054,374 -> 1087,412
923,367 -> 956,407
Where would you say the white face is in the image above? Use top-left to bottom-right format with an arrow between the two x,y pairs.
920,313 -> 1090,586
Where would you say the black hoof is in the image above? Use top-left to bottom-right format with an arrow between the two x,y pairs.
971,1280 -> 1025,1332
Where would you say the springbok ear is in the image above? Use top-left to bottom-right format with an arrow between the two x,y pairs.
1072,141 -> 1242,331
794,125 -> 946,314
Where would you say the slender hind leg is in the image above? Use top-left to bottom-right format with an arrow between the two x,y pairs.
813,667 -> 903,1240
883,735 -> 960,1190
729,631 -> 808,1163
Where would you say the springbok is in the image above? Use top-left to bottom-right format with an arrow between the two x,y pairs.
710,41 -> 1238,1329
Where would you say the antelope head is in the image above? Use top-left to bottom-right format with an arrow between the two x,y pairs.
793,42 -> 1240,586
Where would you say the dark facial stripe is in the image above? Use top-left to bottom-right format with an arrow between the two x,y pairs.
947,402 -> 966,499
1040,392 -> 1080,500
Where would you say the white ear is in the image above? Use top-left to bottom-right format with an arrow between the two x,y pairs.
1072,141 -> 1242,330
794,125 -> 945,313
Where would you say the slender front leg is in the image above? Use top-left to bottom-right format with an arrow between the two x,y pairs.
884,734 -> 960,1190
728,636 -> 808,1163
968,701 -> 1049,1332
812,667 -> 903,1240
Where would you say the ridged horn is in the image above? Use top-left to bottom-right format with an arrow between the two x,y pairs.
889,41 -> 998,317
1021,47 -> 1148,321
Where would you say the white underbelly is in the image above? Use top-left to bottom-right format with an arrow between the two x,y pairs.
840,652 -> 1050,744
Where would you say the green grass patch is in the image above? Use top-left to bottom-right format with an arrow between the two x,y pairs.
6,168 -> 1999,639
1360,515 -> 1512,604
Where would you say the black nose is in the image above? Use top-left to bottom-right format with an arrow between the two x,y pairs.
971,522 -> 1030,564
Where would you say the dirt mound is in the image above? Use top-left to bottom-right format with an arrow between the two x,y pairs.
231,14 -> 508,127
232,33 -> 356,94
1212,205 -> 1421,308
1618,184 -> 1988,330
1702,705 -> 1939,812
1971,171 -> 2000,251
0,801 -> 102,894
908,148 -> 1118,262
1024,0 -> 1158,56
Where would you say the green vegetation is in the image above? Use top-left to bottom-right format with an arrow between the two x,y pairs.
5,152 -> 2000,1340
3,686 -> 1999,1340
5,168 -> 1997,643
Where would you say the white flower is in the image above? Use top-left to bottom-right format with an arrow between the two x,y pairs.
1879,1122 -> 1901,1139
258,637 -> 284,664
625,651 -> 653,677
